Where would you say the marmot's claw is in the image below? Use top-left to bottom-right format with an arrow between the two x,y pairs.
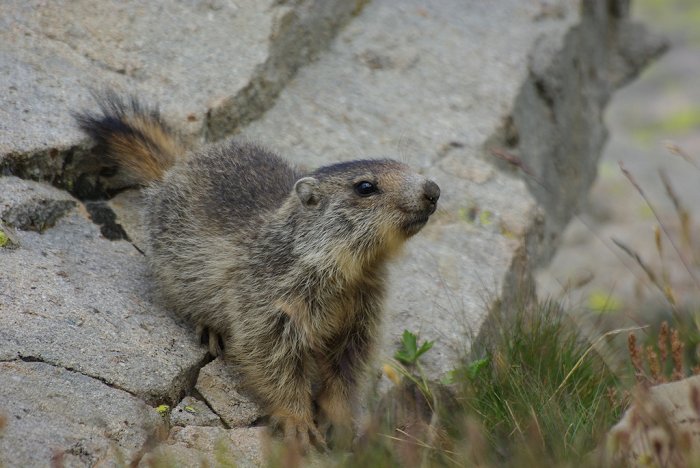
283,419 -> 327,454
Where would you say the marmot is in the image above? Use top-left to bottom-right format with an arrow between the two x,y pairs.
75,93 -> 440,451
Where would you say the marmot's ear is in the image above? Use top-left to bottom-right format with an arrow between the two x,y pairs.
294,177 -> 321,208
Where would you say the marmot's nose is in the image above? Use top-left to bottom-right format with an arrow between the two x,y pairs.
423,180 -> 440,212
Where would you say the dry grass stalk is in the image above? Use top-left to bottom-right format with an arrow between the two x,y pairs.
654,224 -> 664,261
613,237 -> 679,308
646,345 -> 662,383
613,238 -> 658,286
628,323 -> 692,385
659,169 -> 693,251
666,142 -> 700,170
489,147 -> 539,182
672,329 -> 685,381
629,333 -> 645,383
619,161 -> 700,291
653,223 -> 674,290
659,321 -> 669,364
606,387 -> 618,408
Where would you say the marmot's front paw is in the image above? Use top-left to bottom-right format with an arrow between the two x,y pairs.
281,416 -> 327,454
323,421 -> 354,451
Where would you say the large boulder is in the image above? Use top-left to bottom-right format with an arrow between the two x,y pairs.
0,0 -> 665,465
608,376 -> 700,466
0,177 -> 208,405
240,0 -> 666,374
0,0 -> 360,196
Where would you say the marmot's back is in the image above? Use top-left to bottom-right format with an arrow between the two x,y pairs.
151,141 -> 301,237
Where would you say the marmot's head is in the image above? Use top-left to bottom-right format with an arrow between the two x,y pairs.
292,159 -> 440,271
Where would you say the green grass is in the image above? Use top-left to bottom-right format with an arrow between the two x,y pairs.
457,300 -> 623,466
334,300 -> 625,467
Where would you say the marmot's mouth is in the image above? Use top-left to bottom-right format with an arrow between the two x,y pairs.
402,215 -> 430,237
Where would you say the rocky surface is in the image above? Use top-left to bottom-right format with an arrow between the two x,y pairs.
0,0 -> 359,196
194,359 -> 262,428
139,426 -> 265,468
0,176 -> 76,231
0,0 -> 664,466
0,361 -> 162,467
170,396 -> 223,428
608,376 -> 700,466
0,184 -> 208,405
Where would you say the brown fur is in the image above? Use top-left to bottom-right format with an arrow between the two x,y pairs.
74,91 -> 186,183
75,93 -> 440,452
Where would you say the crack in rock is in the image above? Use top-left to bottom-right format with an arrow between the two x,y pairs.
10,354 -> 142,400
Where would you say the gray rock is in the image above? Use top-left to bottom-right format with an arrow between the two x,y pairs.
140,426 -> 265,468
107,189 -> 147,251
0,360 -> 163,468
608,376 -> 700,466
240,0 -> 664,376
509,3 -> 668,265
0,0 -> 360,195
195,359 -> 262,428
0,0 -> 666,465
170,396 -> 223,428
0,176 -> 76,231
0,207 -> 208,404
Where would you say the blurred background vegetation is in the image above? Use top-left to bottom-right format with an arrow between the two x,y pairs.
340,1 -> 700,466
538,0 -> 700,362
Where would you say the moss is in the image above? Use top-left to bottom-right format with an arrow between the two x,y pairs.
479,210 -> 493,226
633,107 -> 700,145
155,404 -> 170,416
0,231 -> 9,248
658,108 -> 700,133
588,290 -> 623,313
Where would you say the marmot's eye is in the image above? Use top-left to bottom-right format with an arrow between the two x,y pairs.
354,181 -> 378,197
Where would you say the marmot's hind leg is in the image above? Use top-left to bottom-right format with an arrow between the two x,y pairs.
196,325 -> 224,357
315,329 -> 374,450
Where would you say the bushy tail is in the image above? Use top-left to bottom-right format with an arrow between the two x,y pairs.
75,91 -> 186,184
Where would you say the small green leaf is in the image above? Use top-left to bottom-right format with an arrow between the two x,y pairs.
394,350 -> 413,365
415,340 -> 434,359
441,370 -> 456,385
155,404 -> 170,415
466,358 -> 489,380
184,405 -> 197,414
395,330 -> 433,366
402,330 -> 418,356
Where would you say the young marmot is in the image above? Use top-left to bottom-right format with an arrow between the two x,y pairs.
76,93 -> 440,451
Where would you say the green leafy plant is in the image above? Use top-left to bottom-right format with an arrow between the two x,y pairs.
394,330 -> 434,366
